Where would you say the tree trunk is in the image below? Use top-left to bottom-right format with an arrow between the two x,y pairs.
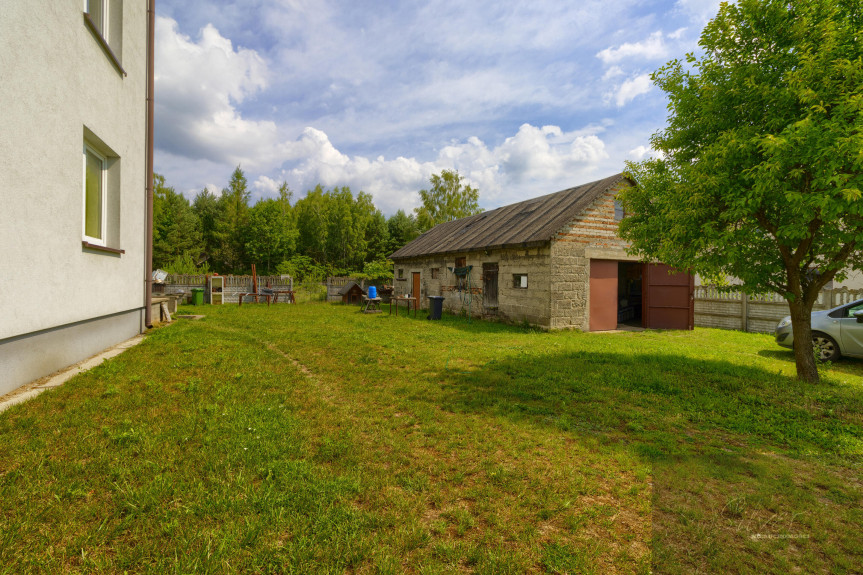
788,298 -> 820,383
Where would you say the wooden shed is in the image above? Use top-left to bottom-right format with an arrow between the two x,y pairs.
390,173 -> 694,331
338,281 -> 366,305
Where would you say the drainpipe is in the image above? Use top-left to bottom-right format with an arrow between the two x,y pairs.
144,0 -> 155,328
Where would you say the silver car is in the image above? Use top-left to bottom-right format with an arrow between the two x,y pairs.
775,298 -> 863,361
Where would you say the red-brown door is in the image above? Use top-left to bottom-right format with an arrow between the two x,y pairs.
412,272 -> 421,305
643,264 -> 694,330
589,260 -> 618,331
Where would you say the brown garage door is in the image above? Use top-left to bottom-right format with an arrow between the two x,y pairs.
589,260 -> 618,331
644,264 -> 694,330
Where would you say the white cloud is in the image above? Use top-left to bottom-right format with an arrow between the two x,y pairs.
602,66 -> 626,81
152,2 -> 681,216
155,16 -> 278,167
610,74 -> 653,107
674,0 -> 723,24
668,27 -> 688,39
597,31 -> 668,64
271,123 -> 611,213
628,145 -> 652,160
253,175 -> 281,196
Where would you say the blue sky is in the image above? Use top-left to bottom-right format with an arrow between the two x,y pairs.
154,0 -> 722,215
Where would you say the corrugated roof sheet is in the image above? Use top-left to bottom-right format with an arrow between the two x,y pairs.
390,173 -> 628,259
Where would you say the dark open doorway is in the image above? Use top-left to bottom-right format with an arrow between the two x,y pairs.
617,262 -> 643,327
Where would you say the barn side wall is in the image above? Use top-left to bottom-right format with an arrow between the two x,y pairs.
392,246 -> 552,327
550,180 -> 635,330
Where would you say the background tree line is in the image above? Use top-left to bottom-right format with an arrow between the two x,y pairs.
152,167 -> 481,282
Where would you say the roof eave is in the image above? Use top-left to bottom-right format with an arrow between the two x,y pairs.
391,239 -> 549,261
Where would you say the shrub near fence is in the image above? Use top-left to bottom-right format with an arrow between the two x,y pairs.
163,274 -> 294,305
694,286 -> 863,333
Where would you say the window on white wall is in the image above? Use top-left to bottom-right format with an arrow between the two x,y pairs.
82,127 -> 123,253
85,0 -> 108,41
84,0 -> 124,73
83,144 -> 107,245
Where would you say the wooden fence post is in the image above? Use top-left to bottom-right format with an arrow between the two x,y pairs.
741,291 -> 748,332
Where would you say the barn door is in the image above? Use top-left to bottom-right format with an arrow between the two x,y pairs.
643,264 -> 694,330
412,272 -> 421,303
589,260 -> 618,331
483,263 -> 498,307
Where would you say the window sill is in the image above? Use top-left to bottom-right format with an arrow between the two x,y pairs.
83,12 -> 126,77
82,241 -> 125,255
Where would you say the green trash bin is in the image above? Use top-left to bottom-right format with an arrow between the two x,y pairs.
191,288 -> 205,306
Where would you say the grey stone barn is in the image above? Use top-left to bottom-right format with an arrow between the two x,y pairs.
390,173 -> 694,331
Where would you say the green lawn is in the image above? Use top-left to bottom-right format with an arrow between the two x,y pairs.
1,303 -> 861,574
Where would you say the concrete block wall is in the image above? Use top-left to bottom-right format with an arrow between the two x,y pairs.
494,246 -> 552,327
549,181 -> 632,330
694,286 -> 863,333
393,246 -> 552,327
695,298 -> 745,330
549,241 -> 589,330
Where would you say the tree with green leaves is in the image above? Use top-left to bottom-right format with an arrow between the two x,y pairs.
245,182 -> 297,275
618,0 -> 863,382
192,187 -> 221,266
292,185 -> 385,272
212,166 -> 252,273
364,210 -> 390,263
152,174 -> 202,269
414,170 -> 482,231
361,259 -> 394,281
294,185 -> 331,266
386,209 -> 420,254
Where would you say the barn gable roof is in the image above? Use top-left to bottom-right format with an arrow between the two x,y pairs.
390,173 -> 629,260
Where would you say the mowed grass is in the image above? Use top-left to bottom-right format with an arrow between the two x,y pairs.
1,303 -> 861,574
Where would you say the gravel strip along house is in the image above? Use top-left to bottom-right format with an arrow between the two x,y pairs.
390,173 -> 694,331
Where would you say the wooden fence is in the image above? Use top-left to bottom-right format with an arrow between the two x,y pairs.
694,286 -> 863,333
161,274 -> 293,304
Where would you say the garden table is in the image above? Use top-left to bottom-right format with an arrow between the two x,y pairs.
390,296 -> 418,318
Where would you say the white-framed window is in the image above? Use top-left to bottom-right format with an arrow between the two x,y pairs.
83,144 -> 107,246
513,274 -> 528,289
84,0 -> 108,41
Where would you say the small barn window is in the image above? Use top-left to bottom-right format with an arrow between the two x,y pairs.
398,269 -> 404,279
431,268 -> 439,279
614,199 -> 625,221
513,274 -> 528,289
455,257 -> 466,268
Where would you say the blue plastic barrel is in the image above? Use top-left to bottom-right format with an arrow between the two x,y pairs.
367,286 -> 377,299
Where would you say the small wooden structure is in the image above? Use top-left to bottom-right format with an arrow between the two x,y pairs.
338,281 -> 366,304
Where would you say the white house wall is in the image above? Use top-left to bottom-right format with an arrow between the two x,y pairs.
0,1 -> 148,394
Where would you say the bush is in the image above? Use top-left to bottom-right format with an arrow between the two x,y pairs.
277,255 -> 326,283
163,253 -> 210,275
358,259 -> 394,281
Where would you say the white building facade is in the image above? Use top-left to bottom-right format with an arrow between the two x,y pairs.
0,1 -> 151,396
